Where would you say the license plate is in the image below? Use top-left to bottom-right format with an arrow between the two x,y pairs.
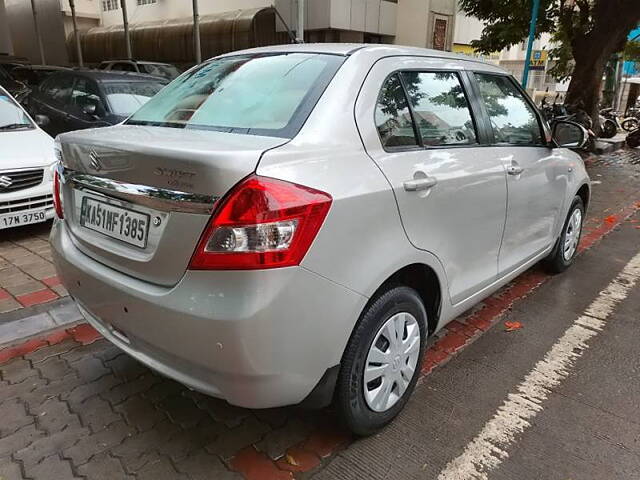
0,210 -> 46,229
80,196 -> 149,248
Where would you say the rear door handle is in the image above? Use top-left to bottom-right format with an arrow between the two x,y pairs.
403,177 -> 438,191
506,165 -> 524,175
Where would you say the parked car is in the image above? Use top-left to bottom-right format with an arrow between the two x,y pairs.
24,70 -> 167,136
11,65 -> 71,90
0,86 -> 56,230
51,44 -> 590,435
99,60 -> 181,81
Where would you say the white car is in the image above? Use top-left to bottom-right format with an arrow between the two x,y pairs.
0,86 -> 56,230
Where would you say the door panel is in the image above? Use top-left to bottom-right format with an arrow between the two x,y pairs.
356,57 -> 508,305
32,74 -> 74,136
472,73 -> 565,274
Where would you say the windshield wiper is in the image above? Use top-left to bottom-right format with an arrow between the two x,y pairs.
0,123 -> 33,131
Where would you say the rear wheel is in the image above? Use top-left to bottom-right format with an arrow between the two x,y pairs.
601,120 -> 617,139
336,286 -> 427,436
544,196 -> 584,273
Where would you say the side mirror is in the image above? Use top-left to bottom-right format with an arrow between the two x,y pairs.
552,120 -> 588,149
35,114 -> 49,127
82,103 -> 97,116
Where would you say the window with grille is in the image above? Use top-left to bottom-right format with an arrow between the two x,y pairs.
102,0 -> 119,11
137,0 -> 157,5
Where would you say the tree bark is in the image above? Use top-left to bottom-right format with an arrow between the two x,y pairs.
564,0 -> 640,128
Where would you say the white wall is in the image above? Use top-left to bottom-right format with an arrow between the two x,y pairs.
453,12 -> 483,46
274,0 -> 396,35
395,0 -> 456,50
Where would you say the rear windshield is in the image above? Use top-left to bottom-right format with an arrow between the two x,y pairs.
127,53 -> 345,138
104,81 -> 165,117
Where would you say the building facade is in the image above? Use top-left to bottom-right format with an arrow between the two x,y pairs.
395,0 -> 456,51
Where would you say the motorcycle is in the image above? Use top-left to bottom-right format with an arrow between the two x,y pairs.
621,107 -> 640,132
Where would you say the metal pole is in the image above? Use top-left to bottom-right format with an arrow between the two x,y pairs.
192,0 -> 201,64
69,0 -> 83,67
522,0 -> 540,89
297,0 -> 304,43
29,0 -> 46,65
120,0 -> 132,60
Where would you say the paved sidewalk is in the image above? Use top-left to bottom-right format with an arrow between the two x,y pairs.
0,222 -> 68,314
0,149 -> 639,480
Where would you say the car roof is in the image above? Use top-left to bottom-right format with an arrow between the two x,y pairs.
14,65 -> 70,71
56,69 -> 167,83
215,43 -> 506,71
100,60 -> 173,66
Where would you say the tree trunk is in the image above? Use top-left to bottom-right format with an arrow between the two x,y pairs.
563,1 -> 640,132
564,45 -> 610,130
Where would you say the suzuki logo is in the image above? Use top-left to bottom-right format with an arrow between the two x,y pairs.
0,175 -> 12,188
89,150 -> 102,171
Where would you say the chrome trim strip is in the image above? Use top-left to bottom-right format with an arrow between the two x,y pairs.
59,167 -> 217,215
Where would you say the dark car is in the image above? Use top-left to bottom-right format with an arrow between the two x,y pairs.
99,60 -> 182,81
24,70 -> 166,136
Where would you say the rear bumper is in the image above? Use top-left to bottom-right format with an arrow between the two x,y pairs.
51,219 -> 366,408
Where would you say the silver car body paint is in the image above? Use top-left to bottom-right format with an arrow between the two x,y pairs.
51,44 -> 590,408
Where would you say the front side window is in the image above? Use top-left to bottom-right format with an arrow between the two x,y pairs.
401,72 -> 477,146
103,81 -> 165,117
140,63 -> 181,80
127,53 -> 344,138
375,74 -> 418,148
474,73 -> 544,146
112,62 -> 136,72
71,78 -> 106,116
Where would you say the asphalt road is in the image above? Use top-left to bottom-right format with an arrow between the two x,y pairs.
317,209 -> 640,480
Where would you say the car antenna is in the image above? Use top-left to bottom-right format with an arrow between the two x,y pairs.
271,5 -> 300,44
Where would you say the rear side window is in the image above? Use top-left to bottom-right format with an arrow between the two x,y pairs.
127,53 -> 345,138
401,72 -> 477,146
474,73 -> 544,146
375,74 -> 419,148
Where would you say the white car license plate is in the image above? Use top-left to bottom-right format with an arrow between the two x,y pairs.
0,210 -> 47,230
80,196 -> 149,248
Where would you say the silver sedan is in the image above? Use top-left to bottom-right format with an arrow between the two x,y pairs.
51,43 -> 590,435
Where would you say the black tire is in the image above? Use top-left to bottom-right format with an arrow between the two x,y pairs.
336,286 -> 427,436
627,130 -> 640,149
622,118 -> 639,132
544,196 -> 585,274
601,120 -> 617,139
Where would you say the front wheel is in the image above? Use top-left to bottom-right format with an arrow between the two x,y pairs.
622,118 -> 639,132
544,196 -> 584,273
336,286 -> 427,436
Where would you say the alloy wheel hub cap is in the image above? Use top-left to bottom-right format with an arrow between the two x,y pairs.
363,312 -> 421,413
563,208 -> 582,261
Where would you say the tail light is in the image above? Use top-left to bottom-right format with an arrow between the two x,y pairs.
53,168 -> 64,219
189,175 -> 332,270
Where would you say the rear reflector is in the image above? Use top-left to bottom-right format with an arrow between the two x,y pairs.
189,175 -> 332,270
53,169 -> 64,219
